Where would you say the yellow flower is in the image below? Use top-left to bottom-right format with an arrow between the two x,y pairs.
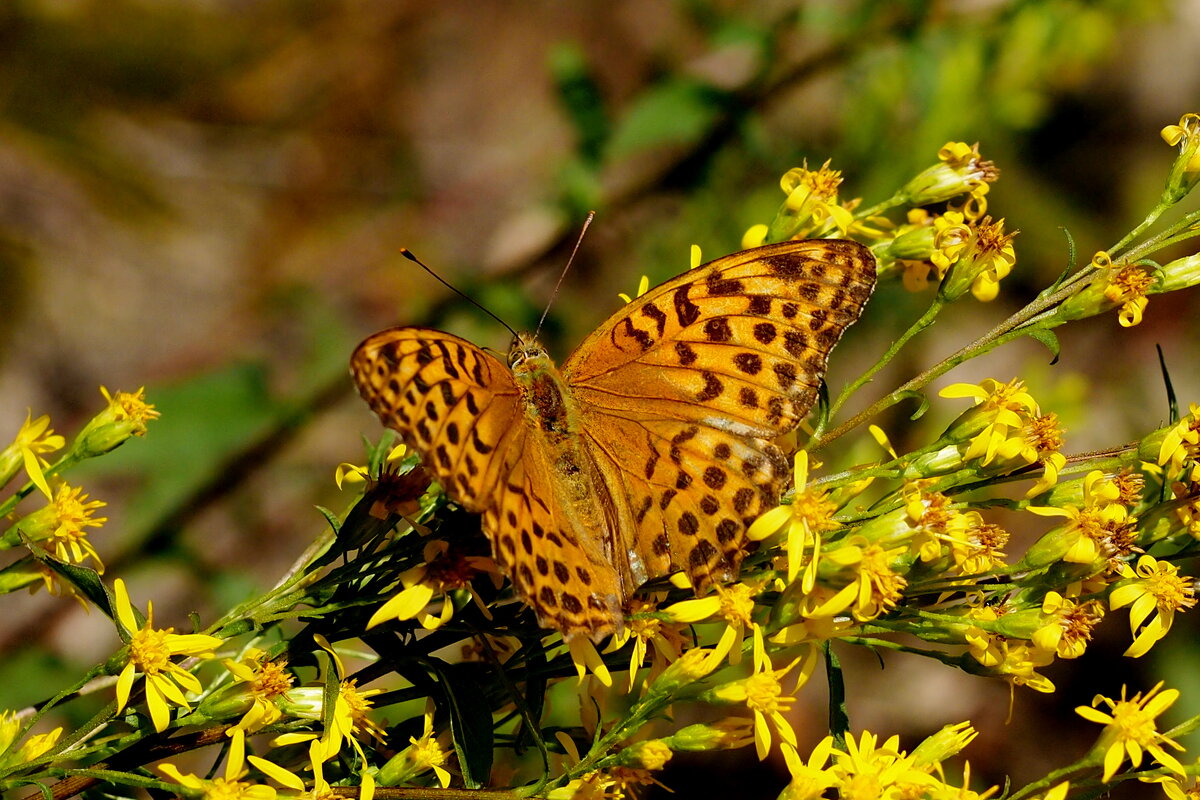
778,735 -> 837,798
158,729 -> 277,800
1158,403 -> 1200,478
565,636 -> 613,688
1076,682 -> 1186,782
801,538 -> 907,622
938,215 -> 1018,302
901,141 -> 1000,207
1026,470 -> 1135,566
1103,264 -> 1157,327
1109,554 -> 1197,657
767,161 -> 856,241
1142,770 -> 1200,800
901,485 -> 1008,573
829,730 -> 939,798
252,738 -> 353,799
0,710 -> 62,769
705,658 -> 811,761
971,638 -> 1056,694
215,649 -> 295,734
113,578 -> 223,733
989,412 -> 1067,497
1160,112 -> 1200,203
1058,252 -> 1162,329
367,539 -> 500,631
1032,592 -> 1104,659
0,411 -> 65,499
377,701 -> 452,788
747,452 -> 840,590
665,581 -> 762,667
605,597 -> 688,692
9,483 -> 108,571
73,387 -> 160,459
335,443 -> 408,489
939,378 -> 1039,466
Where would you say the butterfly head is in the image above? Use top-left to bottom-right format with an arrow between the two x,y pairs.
508,332 -> 551,372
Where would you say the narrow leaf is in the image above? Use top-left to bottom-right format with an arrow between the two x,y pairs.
428,658 -> 494,788
824,642 -> 849,750
28,549 -> 112,617
1026,328 -> 1061,364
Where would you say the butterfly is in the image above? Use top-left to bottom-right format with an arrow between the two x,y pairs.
351,239 -> 876,639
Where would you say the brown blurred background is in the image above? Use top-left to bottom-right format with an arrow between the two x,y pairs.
2,1 -> 1200,796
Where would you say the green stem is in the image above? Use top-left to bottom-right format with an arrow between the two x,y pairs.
1008,762 -> 1091,800
1109,200 -> 1172,257
853,191 -> 908,221
825,298 -> 946,427
812,263 -> 1096,450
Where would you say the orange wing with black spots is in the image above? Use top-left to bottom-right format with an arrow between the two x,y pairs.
564,239 -> 875,593
350,328 -> 525,511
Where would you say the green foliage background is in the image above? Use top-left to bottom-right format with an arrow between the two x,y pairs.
1,1 -> 1197,797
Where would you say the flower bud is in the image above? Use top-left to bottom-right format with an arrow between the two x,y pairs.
1160,113 -> 1200,205
71,388 -> 159,460
900,142 -> 999,206
644,647 -> 721,697
909,721 -> 977,767
1157,251 -> 1200,293
613,739 -> 673,770
665,718 -> 755,752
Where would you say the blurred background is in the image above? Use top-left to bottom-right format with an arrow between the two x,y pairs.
2,0 -> 1199,796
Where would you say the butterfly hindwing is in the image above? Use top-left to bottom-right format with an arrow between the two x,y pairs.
579,411 -> 787,591
350,328 -> 525,511
482,439 -> 627,636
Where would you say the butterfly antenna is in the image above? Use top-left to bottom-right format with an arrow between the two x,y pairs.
535,210 -> 595,338
400,248 -> 519,339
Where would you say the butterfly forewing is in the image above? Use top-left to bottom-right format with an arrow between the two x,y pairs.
564,240 -> 875,436
350,328 -> 525,511
564,239 -> 875,592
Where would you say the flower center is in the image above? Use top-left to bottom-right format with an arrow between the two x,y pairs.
129,626 -> 173,675
251,660 -> 293,698
718,584 -> 756,627
743,671 -> 791,715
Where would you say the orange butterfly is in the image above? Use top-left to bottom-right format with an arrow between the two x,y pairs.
351,240 -> 875,639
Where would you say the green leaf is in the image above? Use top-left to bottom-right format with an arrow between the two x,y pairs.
900,390 -> 930,420
605,79 -> 725,159
428,659 -> 494,789
824,642 -> 849,750
1158,344 -> 1179,424
550,43 -> 609,166
1026,328 -> 1061,364
28,549 -> 112,618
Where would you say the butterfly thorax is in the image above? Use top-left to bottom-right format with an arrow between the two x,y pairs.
508,332 -> 575,438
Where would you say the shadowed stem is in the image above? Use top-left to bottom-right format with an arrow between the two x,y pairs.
823,297 -> 946,432
812,263 -> 1100,450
